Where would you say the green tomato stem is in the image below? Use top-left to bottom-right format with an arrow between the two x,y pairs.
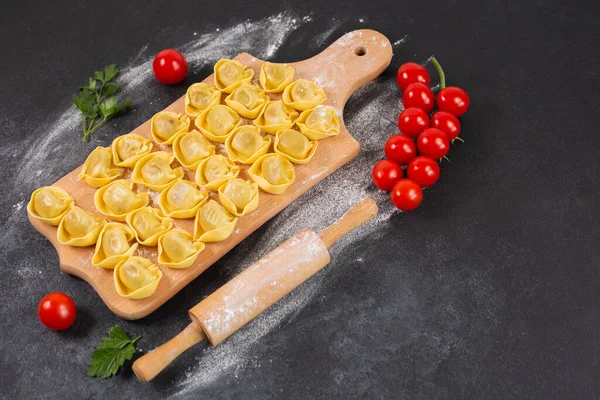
429,56 -> 446,90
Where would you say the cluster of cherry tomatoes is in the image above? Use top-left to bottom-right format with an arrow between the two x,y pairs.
372,57 -> 470,211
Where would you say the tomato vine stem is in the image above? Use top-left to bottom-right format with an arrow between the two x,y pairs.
429,56 -> 446,90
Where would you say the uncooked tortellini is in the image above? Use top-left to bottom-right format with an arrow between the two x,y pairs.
114,257 -> 162,299
172,130 -> 216,169
151,111 -> 190,145
158,180 -> 208,219
79,147 -> 121,188
57,206 -> 106,247
253,100 -> 298,134
27,187 -> 74,226
131,151 -> 184,192
248,154 -> 295,195
195,105 -> 242,143
224,84 -> 269,119
224,125 -> 271,164
259,62 -> 295,93
111,134 -> 153,168
218,179 -> 259,216
274,129 -> 318,164
157,229 -> 205,269
282,79 -> 327,111
94,179 -> 149,221
126,207 -> 173,246
296,105 -> 341,140
213,59 -> 254,93
92,222 -> 138,269
195,155 -> 240,191
185,83 -> 221,118
193,200 -> 237,242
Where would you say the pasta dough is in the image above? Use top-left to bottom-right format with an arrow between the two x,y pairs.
79,147 -> 121,188
195,105 -> 242,143
185,83 -> 221,117
193,200 -> 237,242
157,229 -> 205,269
253,100 -> 298,134
94,179 -> 149,221
151,111 -> 191,145
213,59 -> 254,93
114,257 -> 162,299
158,180 -> 208,218
132,151 -> 184,192
126,207 -> 173,246
92,222 -> 138,269
111,134 -> 153,168
224,125 -> 271,164
274,129 -> 318,164
282,79 -> 327,111
27,186 -> 74,226
248,154 -> 295,194
57,206 -> 106,247
195,155 -> 240,191
296,105 -> 341,140
259,62 -> 295,93
218,179 -> 259,216
224,84 -> 269,119
172,130 -> 216,169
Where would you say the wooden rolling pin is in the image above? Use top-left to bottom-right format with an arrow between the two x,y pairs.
132,198 -> 378,382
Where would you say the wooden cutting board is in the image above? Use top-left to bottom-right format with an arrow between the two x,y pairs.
28,29 -> 392,320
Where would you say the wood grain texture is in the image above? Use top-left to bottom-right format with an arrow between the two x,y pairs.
27,29 -> 392,320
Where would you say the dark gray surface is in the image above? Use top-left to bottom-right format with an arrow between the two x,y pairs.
1,0 -> 599,398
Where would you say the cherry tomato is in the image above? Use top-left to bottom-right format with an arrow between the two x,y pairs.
372,160 -> 403,191
397,107 -> 429,138
152,49 -> 188,85
407,156 -> 440,187
390,179 -> 423,211
384,134 -> 417,166
402,83 -> 434,113
417,128 -> 450,159
436,86 -> 470,117
38,292 -> 76,331
430,111 -> 461,141
396,62 -> 431,91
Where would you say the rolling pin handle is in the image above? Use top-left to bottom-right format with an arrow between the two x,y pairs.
318,198 -> 378,248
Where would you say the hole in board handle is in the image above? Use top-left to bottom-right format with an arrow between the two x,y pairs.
354,46 -> 367,56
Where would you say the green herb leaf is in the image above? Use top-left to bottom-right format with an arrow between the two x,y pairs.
88,77 -> 97,90
103,64 -> 118,82
88,325 -> 141,379
99,96 -> 117,118
93,69 -> 105,82
114,99 -> 132,115
103,84 -> 119,97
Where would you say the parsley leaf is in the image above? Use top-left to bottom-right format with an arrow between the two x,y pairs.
88,325 -> 141,379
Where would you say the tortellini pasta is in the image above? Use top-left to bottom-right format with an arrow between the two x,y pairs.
93,179 -> 149,221
296,105 -> 341,140
224,84 -> 269,119
248,154 -> 295,195
185,83 -> 221,118
158,180 -> 208,219
157,229 -> 205,269
79,147 -> 121,188
193,200 -> 237,242
172,130 -> 216,169
111,134 -> 153,168
259,62 -> 295,93
195,155 -> 240,191
126,207 -> 173,246
27,186 -> 74,226
131,151 -> 184,192
92,222 -> 138,269
57,206 -> 106,247
274,129 -> 318,164
150,111 -> 190,145
282,79 -> 327,111
195,105 -> 242,143
218,179 -> 259,216
224,125 -> 271,164
114,257 -> 162,299
253,100 -> 298,134
213,59 -> 254,93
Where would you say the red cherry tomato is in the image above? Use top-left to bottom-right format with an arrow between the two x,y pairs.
436,86 -> 470,117
397,107 -> 429,138
430,111 -> 461,141
372,160 -> 403,191
390,179 -> 423,211
402,83 -> 434,113
38,292 -> 76,331
407,156 -> 440,187
384,134 -> 417,166
417,128 -> 450,159
152,49 -> 188,85
396,62 -> 431,91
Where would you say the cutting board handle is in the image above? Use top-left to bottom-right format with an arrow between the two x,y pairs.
319,198 -> 378,248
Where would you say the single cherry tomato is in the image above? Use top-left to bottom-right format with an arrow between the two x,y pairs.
402,83 -> 435,113
436,86 -> 470,117
407,156 -> 441,187
397,107 -> 429,138
430,111 -> 461,141
372,160 -> 403,191
38,292 -> 76,331
384,134 -> 417,166
417,128 -> 450,159
152,49 -> 188,85
390,179 -> 423,211
396,62 -> 431,91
